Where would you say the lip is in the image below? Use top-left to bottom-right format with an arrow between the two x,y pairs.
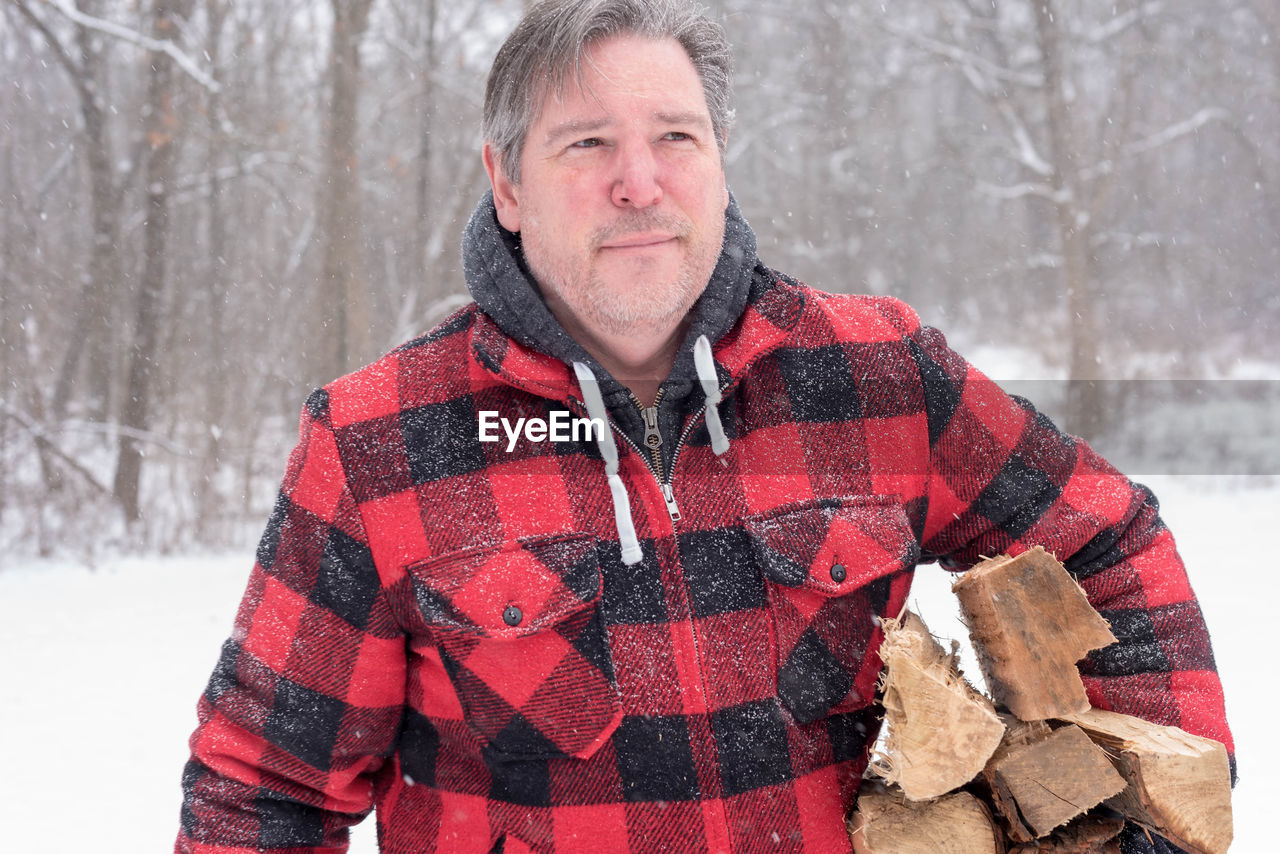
599,234 -> 678,250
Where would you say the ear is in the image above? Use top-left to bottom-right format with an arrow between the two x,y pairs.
483,143 -> 522,233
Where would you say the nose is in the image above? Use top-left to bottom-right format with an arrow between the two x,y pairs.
611,141 -> 663,209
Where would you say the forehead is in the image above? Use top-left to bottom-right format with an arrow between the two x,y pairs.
531,35 -> 711,133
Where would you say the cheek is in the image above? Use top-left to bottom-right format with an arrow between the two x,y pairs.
676,164 -> 728,219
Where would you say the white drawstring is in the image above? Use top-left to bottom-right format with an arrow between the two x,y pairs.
694,335 -> 730,456
573,362 -> 643,565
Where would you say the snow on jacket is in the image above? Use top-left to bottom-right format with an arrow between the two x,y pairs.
178,209 -> 1232,854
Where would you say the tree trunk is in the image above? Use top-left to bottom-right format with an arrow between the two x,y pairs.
9,0 -> 123,423
416,0 -> 439,265
0,134 -> 16,522
1032,0 -> 1105,439
113,0 -> 193,523
314,0 -> 375,384
194,0 -> 230,538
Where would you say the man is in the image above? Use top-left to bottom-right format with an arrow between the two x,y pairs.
177,1 -> 1232,852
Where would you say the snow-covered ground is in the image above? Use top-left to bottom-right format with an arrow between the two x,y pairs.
0,474 -> 1270,852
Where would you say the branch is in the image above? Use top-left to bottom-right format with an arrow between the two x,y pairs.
42,0 -> 221,94
1079,107 -> 1229,180
119,151 -> 320,234
1087,1 -> 1164,44
0,400 -> 112,496
1126,107 -> 1228,156
998,102 -> 1054,177
6,0 -> 87,95
884,22 -> 1044,88
35,144 -> 76,199
1090,229 -> 1171,251
58,418 -> 189,456
168,150 -> 321,195
975,180 -> 1063,202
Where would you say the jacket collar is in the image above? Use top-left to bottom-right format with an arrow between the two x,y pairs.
467,269 -> 807,408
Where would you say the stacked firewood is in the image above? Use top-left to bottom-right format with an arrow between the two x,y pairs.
848,547 -> 1232,854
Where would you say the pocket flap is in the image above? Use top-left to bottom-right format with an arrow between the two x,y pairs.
744,497 -> 918,594
408,533 -> 602,639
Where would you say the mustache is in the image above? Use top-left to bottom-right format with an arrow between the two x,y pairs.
590,211 -> 691,247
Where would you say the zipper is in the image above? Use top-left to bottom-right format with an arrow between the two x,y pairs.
608,417 -> 682,524
641,405 -> 662,451
660,483 -> 682,522
574,380 -> 729,528
630,389 -> 667,479
627,389 -> 683,523
652,391 -> 727,526
562,393 -> 680,524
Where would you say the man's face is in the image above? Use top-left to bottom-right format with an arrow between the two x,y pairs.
486,35 -> 729,340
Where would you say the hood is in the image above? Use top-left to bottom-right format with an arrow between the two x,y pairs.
461,190 -> 759,412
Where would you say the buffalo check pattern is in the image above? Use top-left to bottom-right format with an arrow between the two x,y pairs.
178,273 -> 1232,853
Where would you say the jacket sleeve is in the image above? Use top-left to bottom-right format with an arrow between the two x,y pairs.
177,390 -> 406,854
900,315 -> 1234,768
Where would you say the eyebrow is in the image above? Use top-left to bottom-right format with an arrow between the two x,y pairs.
543,118 -> 610,146
542,111 -> 713,146
653,110 -> 712,129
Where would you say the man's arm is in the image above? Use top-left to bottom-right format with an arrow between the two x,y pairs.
899,316 -> 1233,764
177,390 -> 406,854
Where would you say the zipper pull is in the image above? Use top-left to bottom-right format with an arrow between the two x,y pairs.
661,483 -> 682,522
641,405 -> 662,450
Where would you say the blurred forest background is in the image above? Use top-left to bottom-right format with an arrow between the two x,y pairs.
1,0 -> 1276,559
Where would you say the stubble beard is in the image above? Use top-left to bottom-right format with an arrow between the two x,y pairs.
524,210 -> 724,339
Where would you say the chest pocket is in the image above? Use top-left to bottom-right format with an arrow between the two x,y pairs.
407,533 -> 622,760
744,497 -> 919,724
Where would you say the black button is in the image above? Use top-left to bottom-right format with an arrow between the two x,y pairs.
830,563 -> 847,583
502,605 -> 523,627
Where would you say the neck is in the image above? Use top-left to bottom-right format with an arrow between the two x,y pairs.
548,304 -> 689,407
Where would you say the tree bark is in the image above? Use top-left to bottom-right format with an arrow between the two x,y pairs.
314,0 -> 375,384
113,0 -> 193,523
1032,0 -> 1105,438
194,0 -> 230,538
416,0 -> 439,262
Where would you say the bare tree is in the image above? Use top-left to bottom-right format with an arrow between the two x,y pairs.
7,0 -> 124,421
312,0 -> 376,383
114,0 -> 198,524
1031,0 -> 1106,434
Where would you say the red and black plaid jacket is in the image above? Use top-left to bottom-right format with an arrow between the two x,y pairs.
178,276 -> 1232,853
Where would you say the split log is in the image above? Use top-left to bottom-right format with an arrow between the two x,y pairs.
850,782 -> 1003,854
1062,707 -> 1233,854
1006,812 -> 1124,853
984,719 -> 1127,841
871,610 -> 1006,800
953,547 -> 1116,720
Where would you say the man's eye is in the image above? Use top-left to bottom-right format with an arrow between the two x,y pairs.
571,138 -> 603,148
663,131 -> 692,142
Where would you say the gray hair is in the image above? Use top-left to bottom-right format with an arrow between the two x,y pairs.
483,0 -> 734,184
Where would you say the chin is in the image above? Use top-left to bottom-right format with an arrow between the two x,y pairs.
587,280 -> 703,332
